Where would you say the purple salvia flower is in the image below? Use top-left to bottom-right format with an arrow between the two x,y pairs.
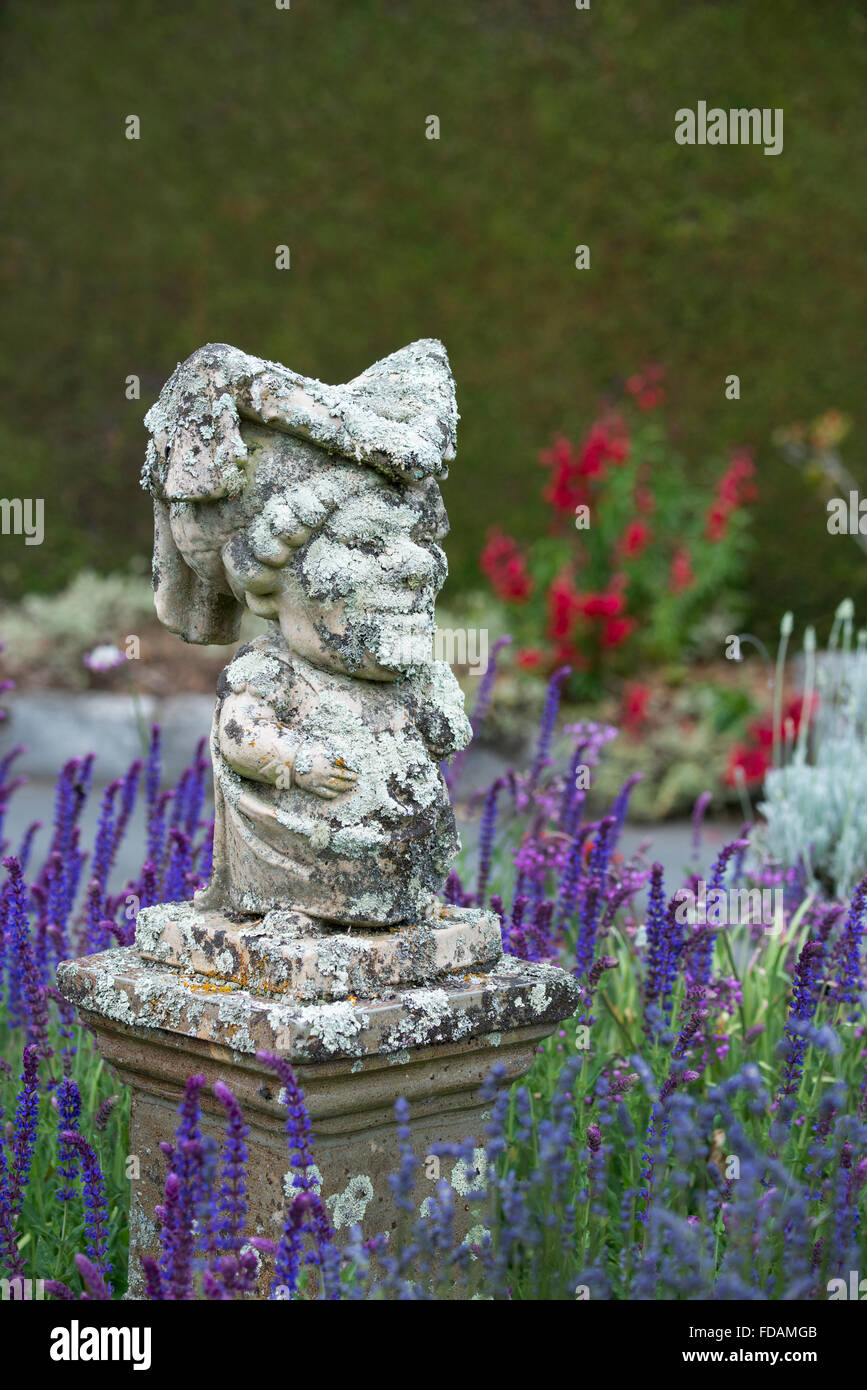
145,724 -> 162,814
213,1081 -> 248,1259
584,954 -> 618,1022
558,738 -> 587,834
83,879 -> 107,955
42,851 -> 68,963
690,791 -> 712,858
183,738 -> 209,837
834,871 -> 867,1011
600,876 -> 645,936
43,1279 -> 76,1300
55,1077 -> 82,1200
169,768 -> 191,832
16,821 -> 41,875
170,1074 -> 206,1246
505,894 -> 529,957
164,829 -> 193,902
610,773 -> 642,846
60,827 -> 87,930
731,822 -> 751,885
8,1046 -> 40,1220
671,1003 -> 709,1061
643,862 -> 668,1031
158,1171 -> 188,1297
528,666 -> 570,790
468,636 -> 512,736
195,818 -> 215,887
112,757 -> 142,859
91,780 -> 121,892
71,1252 -> 112,1301
527,898 -> 555,961
776,940 -> 826,1112
47,758 -> 81,862
443,867 -> 471,907
140,1254 -> 164,1300
554,824 -> 593,936
575,816 -> 617,978
446,636 -> 511,792
93,1094 -> 119,1132
475,777 -> 505,906
257,1051 -> 339,1300
146,789 -> 173,873
689,837 -> 750,987
0,744 -> 26,791
138,860 -> 159,910
61,1133 -> 112,1289
2,857 -> 50,1054
0,1114 -> 25,1275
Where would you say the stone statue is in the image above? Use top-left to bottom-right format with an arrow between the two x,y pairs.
58,339 -> 580,1295
141,339 -> 470,927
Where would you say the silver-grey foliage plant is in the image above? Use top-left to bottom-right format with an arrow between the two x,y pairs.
758,599 -> 867,900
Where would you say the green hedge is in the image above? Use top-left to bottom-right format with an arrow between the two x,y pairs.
1,0 -> 865,640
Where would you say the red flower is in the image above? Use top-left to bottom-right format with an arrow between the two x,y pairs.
547,571 -> 581,639
553,642 -> 587,670
705,450 -> 757,542
617,519 -> 650,560
669,546 -> 695,594
579,591 -> 624,619
516,647 -> 543,670
750,695 -> 818,749
601,616 -> 636,649
538,416 -> 630,516
706,502 -> 730,543
538,436 -> 587,515
480,528 -> 533,602
622,682 -> 651,734
724,744 -> 769,787
635,483 -> 656,516
581,416 -> 630,473
625,364 -> 665,411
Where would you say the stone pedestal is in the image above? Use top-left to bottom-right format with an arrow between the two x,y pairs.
58,903 -> 579,1298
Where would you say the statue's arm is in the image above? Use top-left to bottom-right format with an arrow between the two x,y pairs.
405,662 -> 473,760
218,690 -> 301,789
218,691 -> 359,799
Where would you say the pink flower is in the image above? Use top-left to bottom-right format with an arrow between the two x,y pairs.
83,644 -> 126,673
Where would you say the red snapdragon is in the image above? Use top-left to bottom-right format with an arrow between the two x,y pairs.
480,528 -> 534,602
669,546 -> 695,593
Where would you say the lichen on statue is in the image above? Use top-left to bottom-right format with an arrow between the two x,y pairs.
141,340 -> 471,927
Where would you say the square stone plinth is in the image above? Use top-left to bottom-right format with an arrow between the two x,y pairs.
57,946 -> 579,1297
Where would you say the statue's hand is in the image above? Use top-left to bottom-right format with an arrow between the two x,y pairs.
293,744 -> 358,799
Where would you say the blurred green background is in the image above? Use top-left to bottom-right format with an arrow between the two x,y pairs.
1,0 -> 865,637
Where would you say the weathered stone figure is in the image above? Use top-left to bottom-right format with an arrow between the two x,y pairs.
141,339 -> 469,925
58,341 -> 579,1296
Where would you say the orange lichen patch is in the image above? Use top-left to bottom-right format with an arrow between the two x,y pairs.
185,977 -> 237,995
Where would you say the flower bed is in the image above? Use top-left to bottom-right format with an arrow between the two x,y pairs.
1,663 -> 865,1300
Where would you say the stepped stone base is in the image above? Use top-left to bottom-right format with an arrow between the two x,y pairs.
134,901 -> 503,1003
